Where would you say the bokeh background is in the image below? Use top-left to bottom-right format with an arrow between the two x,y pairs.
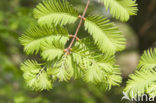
0,0 -> 156,103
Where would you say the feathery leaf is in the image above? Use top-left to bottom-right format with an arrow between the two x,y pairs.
34,0 -> 78,26
124,69 -> 156,98
71,38 -> 122,87
147,83 -> 156,97
84,16 -> 126,55
124,49 -> 156,98
137,49 -> 156,70
21,60 -> 52,91
41,36 -> 68,61
51,54 -> 73,81
19,25 -> 68,54
99,0 -> 138,21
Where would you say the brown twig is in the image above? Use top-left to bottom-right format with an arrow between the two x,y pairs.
64,0 -> 90,54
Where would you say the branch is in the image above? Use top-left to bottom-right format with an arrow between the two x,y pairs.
64,0 -> 90,54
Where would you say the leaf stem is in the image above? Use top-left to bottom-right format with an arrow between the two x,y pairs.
65,0 -> 90,54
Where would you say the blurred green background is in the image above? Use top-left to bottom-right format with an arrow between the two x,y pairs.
0,0 -> 156,103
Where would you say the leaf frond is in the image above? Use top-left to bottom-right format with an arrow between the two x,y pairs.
138,49 -> 156,70
34,0 -> 78,26
19,24 -> 68,54
84,16 -> 126,55
71,38 -> 122,87
41,36 -> 68,61
21,60 -> 52,91
51,54 -> 73,81
124,49 -> 156,98
124,69 -> 156,98
99,0 -> 138,21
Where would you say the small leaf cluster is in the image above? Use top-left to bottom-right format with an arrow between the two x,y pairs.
20,0 -> 137,91
124,49 -> 156,98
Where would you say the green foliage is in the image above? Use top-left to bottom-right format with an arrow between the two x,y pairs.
99,0 -> 138,21
84,16 -> 126,55
21,60 -> 52,91
20,0 -> 137,91
137,49 -> 156,70
0,0 -> 52,102
51,54 -> 73,81
41,36 -> 68,61
124,49 -> 156,98
34,0 -> 78,26
71,39 -> 122,89
19,25 -> 68,54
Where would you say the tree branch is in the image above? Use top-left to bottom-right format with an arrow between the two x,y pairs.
64,0 -> 90,54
